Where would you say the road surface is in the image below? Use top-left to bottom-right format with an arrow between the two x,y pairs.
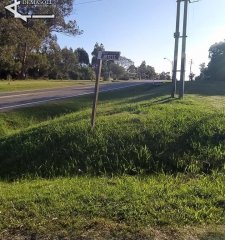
0,80 -> 164,111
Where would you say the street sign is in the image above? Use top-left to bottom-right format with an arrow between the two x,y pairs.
91,50 -> 121,129
98,51 -> 121,61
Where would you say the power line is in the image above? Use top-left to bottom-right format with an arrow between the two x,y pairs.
75,0 -> 103,5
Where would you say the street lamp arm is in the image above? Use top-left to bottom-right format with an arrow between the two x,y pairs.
164,57 -> 173,66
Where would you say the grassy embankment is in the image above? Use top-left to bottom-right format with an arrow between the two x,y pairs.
0,81 -> 225,239
0,80 -> 95,92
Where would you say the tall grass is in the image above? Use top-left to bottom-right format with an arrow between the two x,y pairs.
0,82 -> 225,178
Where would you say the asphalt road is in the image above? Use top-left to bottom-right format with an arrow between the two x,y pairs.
0,80 -> 163,112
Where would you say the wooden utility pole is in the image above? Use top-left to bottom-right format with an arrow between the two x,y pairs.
91,58 -> 102,129
179,0 -> 189,99
171,0 -> 181,98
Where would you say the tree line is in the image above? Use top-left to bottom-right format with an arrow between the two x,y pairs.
91,43 -> 170,81
197,40 -> 225,82
0,0 -> 83,80
0,1 -> 170,81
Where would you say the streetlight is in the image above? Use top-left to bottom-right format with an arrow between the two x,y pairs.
163,58 -> 174,79
164,58 -> 176,94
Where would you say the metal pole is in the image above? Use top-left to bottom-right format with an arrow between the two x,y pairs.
164,58 -> 173,79
171,0 -> 181,98
171,61 -> 174,80
179,0 -> 188,99
189,59 -> 193,81
91,59 -> 102,128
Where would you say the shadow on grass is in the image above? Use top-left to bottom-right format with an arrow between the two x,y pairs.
2,95 -> 93,123
99,84 -> 163,103
104,84 -> 172,106
0,83 -> 174,139
152,96 -> 178,104
185,80 -> 225,96
3,80 -> 225,126
1,84 -> 168,125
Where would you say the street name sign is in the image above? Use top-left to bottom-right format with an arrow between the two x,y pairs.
91,50 -> 121,128
98,51 -> 121,61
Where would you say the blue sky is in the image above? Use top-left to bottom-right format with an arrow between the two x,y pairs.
57,0 -> 225,76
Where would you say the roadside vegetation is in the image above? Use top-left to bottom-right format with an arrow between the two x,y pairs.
0,82 -> 225,178
0,81 -> 225,239
1,0 -> 225,237
0,80 -> 95,92
0,174 -> 224,240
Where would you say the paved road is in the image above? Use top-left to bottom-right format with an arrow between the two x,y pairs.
0,81 -> 162,111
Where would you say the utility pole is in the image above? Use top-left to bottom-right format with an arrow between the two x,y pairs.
172,0 -> 199,98
171,0 -> 181,98
179,0 -> 188,99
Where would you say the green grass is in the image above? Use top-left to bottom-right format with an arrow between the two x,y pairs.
0,79 -> 95,92
0,82 -> 225,178
0,80 -> 225,239
0,174 -> 225,239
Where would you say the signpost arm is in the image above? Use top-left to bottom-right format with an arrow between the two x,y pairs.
91,58 -> 102,129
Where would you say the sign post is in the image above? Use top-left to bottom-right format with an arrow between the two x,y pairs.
91,51 -> 120,129
91,52 -> 103,129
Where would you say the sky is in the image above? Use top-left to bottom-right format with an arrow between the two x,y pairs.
57,0 -> 225,76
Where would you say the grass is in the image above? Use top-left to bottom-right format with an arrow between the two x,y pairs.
0,80 -> 225,239
0,174 -> 225,239
0,79 -> 95,92
0,82 -> 225,178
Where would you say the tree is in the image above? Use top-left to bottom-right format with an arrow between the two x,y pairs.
138,61 -> 147,79
91,43 -> 111,80
116,56 -> 134,70
75,48 -> 90,66
110,63 -> 126,80
146,65 -> 156,79
137,61 -> 156,80
159,71 -> 170,80
127,65 -> 138,79
199,63 -> 206,74
0,0 -> 82,79
60,47 -> 79,79
45,41 -> 79,80
207,41 -> 225,81
195,63 -> 207,81
78,66 -> 95,80
0,19 -> 45,78
91,43 -> 105,68
45,39 -> 63,79
27,53 -> 49,79
189,72 -> 195,81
